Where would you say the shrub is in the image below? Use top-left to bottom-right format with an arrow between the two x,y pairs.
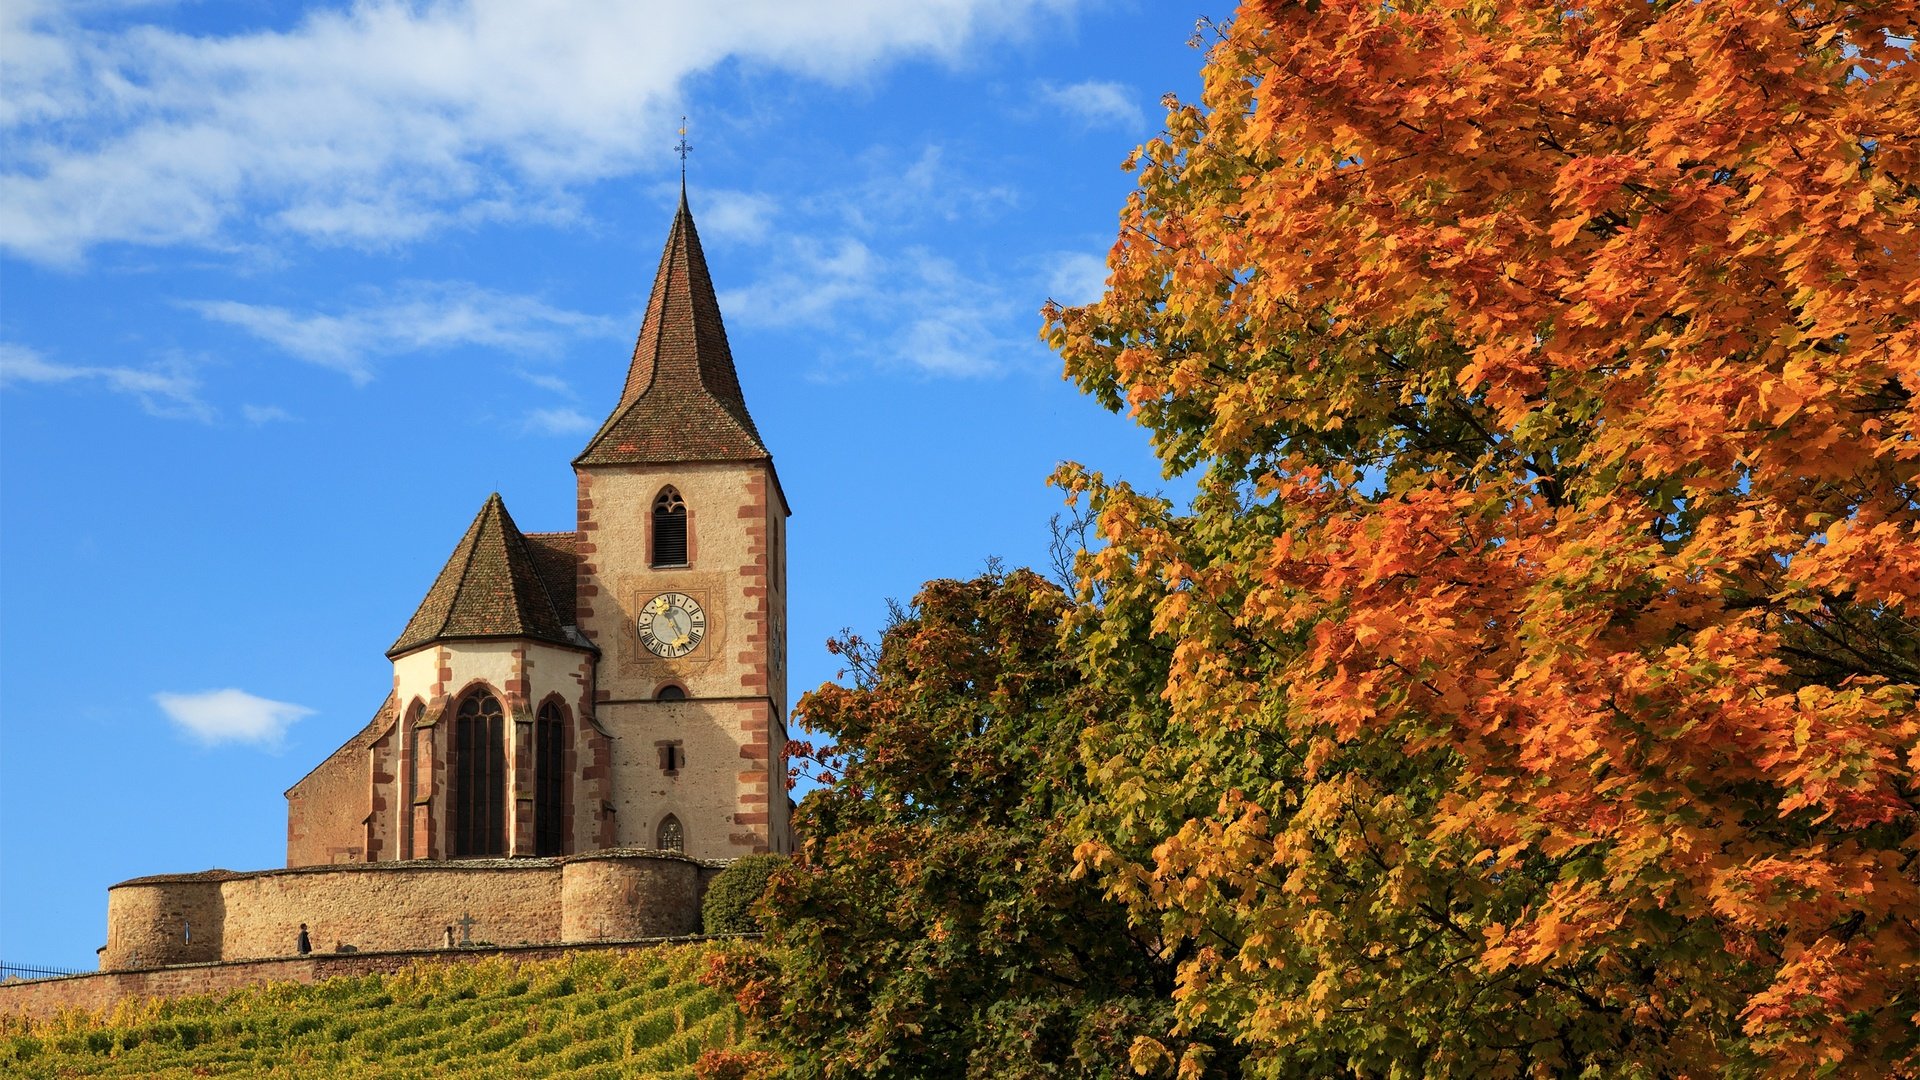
700,855 -> 785,935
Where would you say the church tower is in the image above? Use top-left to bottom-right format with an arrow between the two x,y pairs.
572,190 -> 792,859
284,191 -> 791,869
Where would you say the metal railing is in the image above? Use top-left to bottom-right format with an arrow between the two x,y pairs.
0,961 -> 83,982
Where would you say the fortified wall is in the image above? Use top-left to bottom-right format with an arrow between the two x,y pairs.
98,850 -> 719,971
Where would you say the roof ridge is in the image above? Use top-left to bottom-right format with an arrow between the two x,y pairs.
500,506 -> 568,634
435,494 -> 494,642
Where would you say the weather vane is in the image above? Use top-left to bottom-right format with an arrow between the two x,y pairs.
675,117 -> 692,185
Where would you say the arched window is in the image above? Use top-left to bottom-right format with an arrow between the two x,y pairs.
402,700 -> 426,860
652,487 -> 688,567
656,684 -> 687,702
534,701 -> 566,857
657,814 -> 684,853
451,690 -> 507,858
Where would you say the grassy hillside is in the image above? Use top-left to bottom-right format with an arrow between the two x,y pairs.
0,944 -> 757,1078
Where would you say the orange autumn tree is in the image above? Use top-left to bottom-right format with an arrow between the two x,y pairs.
1048,1 -> 1919,1075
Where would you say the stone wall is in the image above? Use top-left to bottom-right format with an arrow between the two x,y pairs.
98,851 -> 711,972
0,937 -> 723,1022
286,695 -> 395,866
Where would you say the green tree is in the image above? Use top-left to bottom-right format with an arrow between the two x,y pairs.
703,854 -> 787,935
712,568 -> 1232,1079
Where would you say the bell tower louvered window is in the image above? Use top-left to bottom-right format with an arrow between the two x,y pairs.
534,701 -> 565,857
451,690 -> 507,858
652,487 -> 687,567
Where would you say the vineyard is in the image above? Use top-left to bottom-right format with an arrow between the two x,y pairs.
0,944 -> 756,1078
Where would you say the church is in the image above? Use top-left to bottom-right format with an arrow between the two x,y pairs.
287,190 -> 794,867
90,193 -> 793,973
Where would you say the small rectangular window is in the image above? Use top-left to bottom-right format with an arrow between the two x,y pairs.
657,742 -> 685,774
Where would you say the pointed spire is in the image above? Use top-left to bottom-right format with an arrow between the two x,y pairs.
575,193 -> 768,466
387,493 -> 580,658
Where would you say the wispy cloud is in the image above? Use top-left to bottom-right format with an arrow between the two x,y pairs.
523,407 -> 596,436
186,282 -> 618,383
1042,250 -> 1108,306
1038,79 -> 1148,131
2,0 -> 1080,265
241,403 -> 295,425
840,145 -> 1018,232
516,370 -> 576,396
155,688 -> 314,748
700,189 -> 779,243
0,342 -> 214,421
723,235 -> 1034,379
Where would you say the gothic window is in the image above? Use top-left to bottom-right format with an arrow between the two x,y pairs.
402,701 -> 426,860
657,814 -> 684,853
656,684 -> 687,701
450,689 -> 507,858
534,701 -> 565,857
652,487 -> 688,567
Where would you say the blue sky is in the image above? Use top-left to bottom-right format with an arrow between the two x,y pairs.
0,0 -> 1220,967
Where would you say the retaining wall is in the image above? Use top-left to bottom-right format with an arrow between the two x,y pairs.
0,937 -> 727,1022
98,851 -> 719,972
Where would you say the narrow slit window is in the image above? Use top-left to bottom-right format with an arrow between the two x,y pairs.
657,741 -> 685,774
652,487 -> 688,567
534,701 -> 565,857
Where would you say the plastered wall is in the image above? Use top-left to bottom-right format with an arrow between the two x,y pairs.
577,462 -> 775,703
575,461 -> 791,858
387,640 -> 604,861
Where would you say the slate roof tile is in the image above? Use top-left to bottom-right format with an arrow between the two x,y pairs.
521,531 -> 579,626
387,494 -> 578,657
575,190 -> 769,466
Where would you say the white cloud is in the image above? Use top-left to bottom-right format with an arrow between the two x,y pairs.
719,236 -> 881,328
1038,79 -> 1148,130
699,189 -> 779,243
155,688 -> 314,748
1043,250 -> 1108,306
516,370 -> 576,396
186,282 -> 619,383
0,341 -> 214,421
2,0 -> 1079,264
241,403 -> 295,424
523,407 -> 596,435
722,235 -> 1031,379
839,145 -> 1018,232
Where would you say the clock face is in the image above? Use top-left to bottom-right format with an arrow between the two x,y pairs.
638,592 -> 707,658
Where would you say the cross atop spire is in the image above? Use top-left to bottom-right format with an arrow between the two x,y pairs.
675,117 -> 692,190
